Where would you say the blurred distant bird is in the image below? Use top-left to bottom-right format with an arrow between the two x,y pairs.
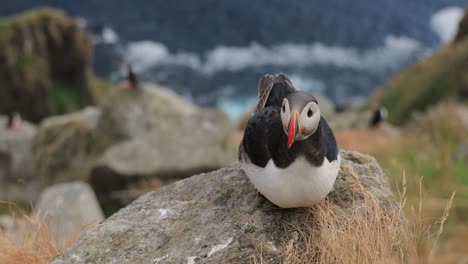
239,73 -> 340,208
369,106 -> 387,129
124,63 -> 138,90
6,112 -> 21,130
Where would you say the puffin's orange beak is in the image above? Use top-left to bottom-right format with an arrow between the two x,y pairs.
287,111 -> 299,149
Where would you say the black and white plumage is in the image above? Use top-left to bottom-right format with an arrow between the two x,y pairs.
239,73 -> 340,208
369,106 -> 387,129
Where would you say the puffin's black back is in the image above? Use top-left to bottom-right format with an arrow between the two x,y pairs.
242,81 -> 293,167
263,82 -> 292,109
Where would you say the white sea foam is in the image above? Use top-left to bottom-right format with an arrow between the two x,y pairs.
288,74 -> 326,94
430,6 -> 464,43
93,26 -> 120,44
125,35 -> 422,75
101,26 -> 119,44
126,41 -> 201,72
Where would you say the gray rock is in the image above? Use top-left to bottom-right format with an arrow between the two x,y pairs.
96,83 -> 233,145
0,117 -> 36,199
90,84 -> 237,202
32,107 -> 101,186
36,181 -> 104,245
51,151 -> 401,264
91,129 -> 235,197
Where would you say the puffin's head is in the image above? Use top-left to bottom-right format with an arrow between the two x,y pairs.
280,92 -> 320,149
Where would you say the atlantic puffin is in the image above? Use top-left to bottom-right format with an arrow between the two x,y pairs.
124,63 -> 138,90
369,106 -> 387,129
239,73 -> 340,208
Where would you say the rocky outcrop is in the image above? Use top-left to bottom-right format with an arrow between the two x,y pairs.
95,83 -> 233,144
52,151 -> 402,264
0,8 -> 108,122
32,107 -> 101,187
0,116 -> 36,185
90,84 -> 237,203
36,181 -> 104,245
91,130 -> 236,203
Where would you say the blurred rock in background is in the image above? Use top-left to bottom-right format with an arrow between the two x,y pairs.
0,8 -> 109,123
0,116 -> 37,202
36,181 -> 104,245
91,83 -> 237,207
32,107 -> 101,187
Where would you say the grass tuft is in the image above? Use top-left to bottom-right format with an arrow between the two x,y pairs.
251,173 -> 456,264
0,204 -> 81,264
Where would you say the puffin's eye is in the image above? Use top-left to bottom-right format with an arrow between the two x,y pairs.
307,109 -> 313,117
282,104 -> 286,113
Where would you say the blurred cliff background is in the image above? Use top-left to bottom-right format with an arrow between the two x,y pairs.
0,1 -> 467,263
2,0 -> 467,120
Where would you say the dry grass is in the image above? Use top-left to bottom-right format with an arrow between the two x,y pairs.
335,130 -> 397,154
251,172 -> 455,264
0,206 -> 80,264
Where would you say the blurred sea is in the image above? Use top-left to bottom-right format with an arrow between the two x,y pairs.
1,0 -> 466,120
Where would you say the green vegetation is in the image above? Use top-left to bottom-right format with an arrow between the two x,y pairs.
50,80 -> 81,113
373,39 -> 468,125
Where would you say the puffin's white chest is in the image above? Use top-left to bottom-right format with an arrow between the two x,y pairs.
241,155 -> 340,208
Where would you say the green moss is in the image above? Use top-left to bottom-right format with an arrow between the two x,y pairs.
51,79 -> 81,113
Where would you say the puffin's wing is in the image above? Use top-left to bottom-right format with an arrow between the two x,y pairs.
240,106 -> 282,167
319,117 -> 339,162
255,73 -> 296,113
240,73 -> 295,165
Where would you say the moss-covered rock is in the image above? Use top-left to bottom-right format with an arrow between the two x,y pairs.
0,8 -> 108,122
